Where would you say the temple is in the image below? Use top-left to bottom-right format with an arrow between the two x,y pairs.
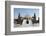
14,13 -> 39,25
14,13 -> 23,25
32,13 -> 39,24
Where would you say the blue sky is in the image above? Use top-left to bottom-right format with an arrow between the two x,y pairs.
14,8 -> 39,17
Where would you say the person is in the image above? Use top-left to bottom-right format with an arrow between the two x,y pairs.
26,18 -> 29,24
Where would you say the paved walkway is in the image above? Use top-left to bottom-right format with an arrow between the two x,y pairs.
14,19 -> 39,27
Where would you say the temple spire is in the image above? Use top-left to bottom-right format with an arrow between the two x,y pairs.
34,13 -> 36,20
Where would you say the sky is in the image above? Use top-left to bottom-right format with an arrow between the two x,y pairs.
14,8 -> 39,17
